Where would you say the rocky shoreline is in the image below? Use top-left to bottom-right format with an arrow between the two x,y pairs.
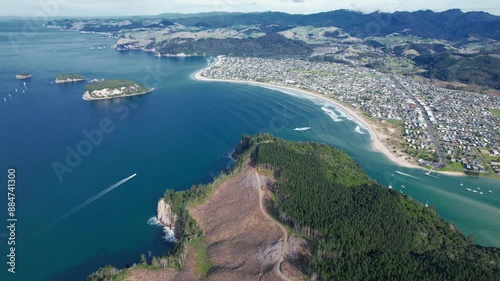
157,199 -> 178,241
16,74 -> 32,80
56,78 -> 85,84
82,88 -> 154,101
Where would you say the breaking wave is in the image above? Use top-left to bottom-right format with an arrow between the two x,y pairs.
321,105 -> 343,122
354,125 -> 365,135
148,216 -> 176,242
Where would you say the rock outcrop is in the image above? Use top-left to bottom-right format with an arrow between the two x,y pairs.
157,199 -> 177,235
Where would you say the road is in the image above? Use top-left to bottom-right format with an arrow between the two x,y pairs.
254,170 -> 292,281
391,76 -> 446,167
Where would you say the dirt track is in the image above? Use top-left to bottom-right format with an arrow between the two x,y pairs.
125,165 -> 304,281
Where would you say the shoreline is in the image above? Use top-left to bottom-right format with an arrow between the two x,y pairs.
82,88 -> 155,101
56,78 -> 86,84
192,57 -> 465,177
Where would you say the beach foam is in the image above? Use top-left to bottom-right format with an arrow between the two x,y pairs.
148,216 -> 176,242
321,105 -> 343,122
354,125 -> 365,135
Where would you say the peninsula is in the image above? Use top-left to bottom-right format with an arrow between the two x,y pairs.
83,79 -> 153,100
87,135 -> 500,281
56,74 -> 85,84
194,56 -> 500,178
16,73 -> 32,80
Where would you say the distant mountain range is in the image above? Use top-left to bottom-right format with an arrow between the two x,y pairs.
45,9 -> 500,90
172,9 -> 500,41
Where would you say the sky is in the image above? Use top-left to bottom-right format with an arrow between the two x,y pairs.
0,0 -> 498,17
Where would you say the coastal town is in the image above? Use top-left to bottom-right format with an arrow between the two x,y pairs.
200,57 -> 500,176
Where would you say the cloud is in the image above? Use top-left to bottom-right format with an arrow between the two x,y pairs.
0,0 -> 498,17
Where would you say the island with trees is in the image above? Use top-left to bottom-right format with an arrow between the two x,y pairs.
87,134 -> 500,281
16,73 -> 32,80
56,74 -> 86,83
83,79 -> 153,100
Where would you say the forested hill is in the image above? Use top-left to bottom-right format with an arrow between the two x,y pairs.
174,9 -> 500,41
236,134 -> 500,280
156,33 -> 313,57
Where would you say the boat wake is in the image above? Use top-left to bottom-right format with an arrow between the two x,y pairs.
45,174 -> 137,231
148,216 -> 176,242
395,171 -> 420,179
294,127 -> 311,131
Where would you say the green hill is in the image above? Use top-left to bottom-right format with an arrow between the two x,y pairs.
157,33 -> 312,57
87,134 -> 500,280
239,134 -> 500,280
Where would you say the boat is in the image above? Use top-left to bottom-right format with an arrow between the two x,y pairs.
425,201 -> 429,208
479,192 -> 483,195
460,182 -> 463,186
488,190 -> 493,193
294,127 -> 311,131
401,185 -> 406,188
473,190 -> 478,193
388,185 -> 393,189
466,188 -> 472,192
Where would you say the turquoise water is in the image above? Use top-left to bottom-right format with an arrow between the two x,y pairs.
0,20 -> 498,281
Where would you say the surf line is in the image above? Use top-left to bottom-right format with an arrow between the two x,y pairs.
43,173 -> 137,231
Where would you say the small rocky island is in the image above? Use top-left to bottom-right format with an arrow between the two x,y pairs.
16,73 -> 32,80
83,79 -> 153,100
56,74 -> 85,83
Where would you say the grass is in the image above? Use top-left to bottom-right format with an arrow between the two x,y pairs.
191,237 -> 212,277
479,148 -> 500,162
439,162 -> 464,172
86,79 -> 148,92
387,119 -> 403,126
86,79 -> 151,97
56,73 -> 85,80
470,148 -> 500,179
489,108 -> 500,118
368,36 -> 444,46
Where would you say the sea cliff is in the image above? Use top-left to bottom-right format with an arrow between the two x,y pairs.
157,198 -> 177,233
16,74 -> 32,80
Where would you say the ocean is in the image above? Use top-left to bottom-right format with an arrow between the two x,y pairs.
0,20 -> 499,281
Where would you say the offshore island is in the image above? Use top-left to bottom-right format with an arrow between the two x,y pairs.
88,134 -> 500,281
16,73 -> 32,80
56,73 -> 86,84
47,10 -> 500,178
83,79 -> 153,100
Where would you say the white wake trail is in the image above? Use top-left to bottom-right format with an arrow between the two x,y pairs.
46,173 -> 137,230
395,171 -> 420,179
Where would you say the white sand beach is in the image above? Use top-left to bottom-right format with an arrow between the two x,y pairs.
192,57 -> 465,176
